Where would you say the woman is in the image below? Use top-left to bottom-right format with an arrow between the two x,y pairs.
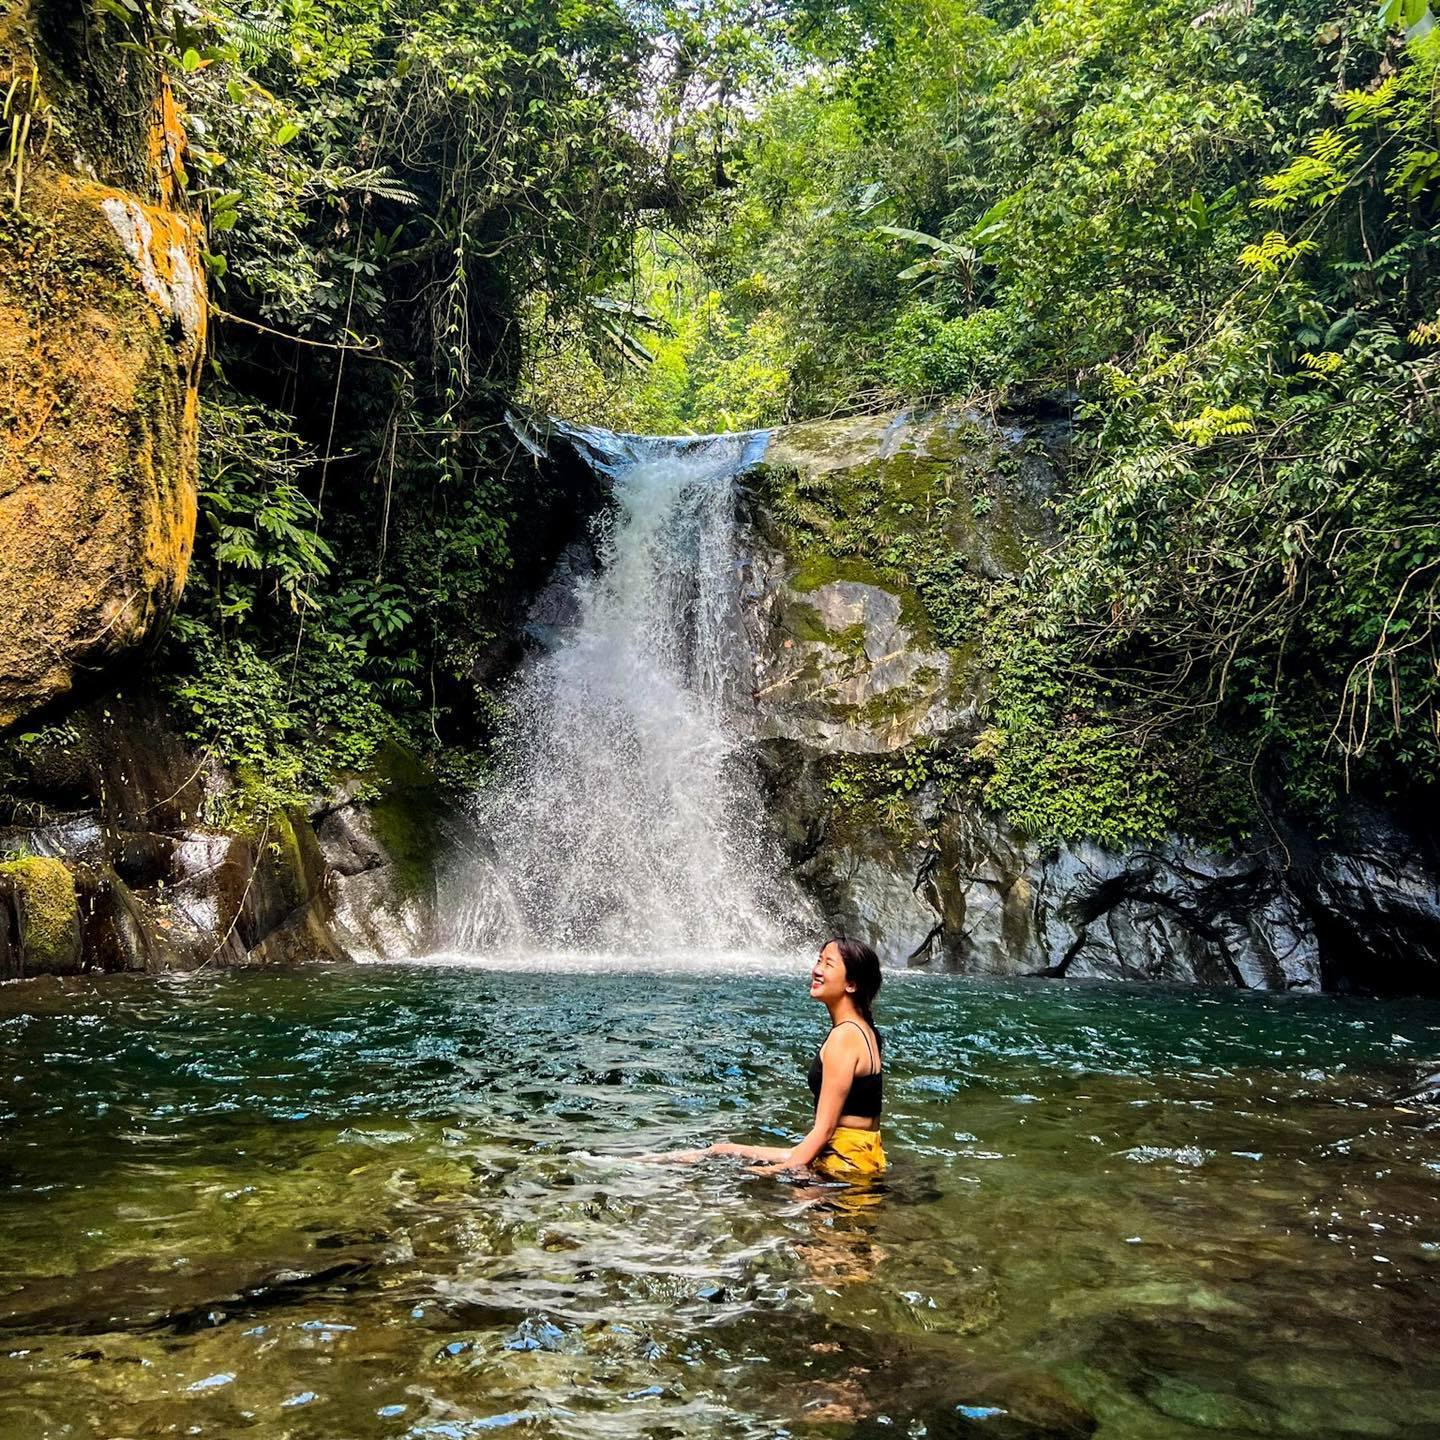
685,937 -> 887,1178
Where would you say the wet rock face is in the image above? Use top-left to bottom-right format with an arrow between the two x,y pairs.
0,699 -> 342,974
522,543 -> 599,651
739,404 -> 1061,755
0,697 -> 469,975
0,4 -> 204,731
1292,809 -> 1440,994
758,721 -> 1440,991
756,738 -> 1322,986
744,404 -> 1439,992
1027,842 -> 1320,989
313,758 -> 457,960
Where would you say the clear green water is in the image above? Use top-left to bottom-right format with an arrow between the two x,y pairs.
2,959 -> 1440,1439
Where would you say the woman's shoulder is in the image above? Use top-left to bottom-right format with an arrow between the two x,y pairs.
822,1019 -> 880,1056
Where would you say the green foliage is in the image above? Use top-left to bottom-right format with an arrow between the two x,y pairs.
884,303 -> 1015,398
84,0 -> 734,815
197,393 -> 333,623
166,621 -> 403,827
824,738 -> 966,837
520,236 -> 800,431
973,639 -> 1182,848
912,554 -> 991,649
84,0 -> 1440,848
576,0 -> 1440,839
1030,22 -> 1440,821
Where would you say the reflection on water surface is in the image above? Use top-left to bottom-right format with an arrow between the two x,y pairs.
1,959 -> 1439,1439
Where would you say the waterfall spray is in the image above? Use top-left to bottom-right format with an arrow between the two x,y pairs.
452,427 -> 810,955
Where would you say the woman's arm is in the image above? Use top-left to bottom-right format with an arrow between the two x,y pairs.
644,1030 -> 863,1168
703,1141 -> 793,1161
708,1030 -> 863,1168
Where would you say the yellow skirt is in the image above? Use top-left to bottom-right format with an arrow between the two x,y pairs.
814,1126 -> 887,1179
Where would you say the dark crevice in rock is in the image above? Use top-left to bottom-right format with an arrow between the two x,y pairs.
906,922 -> 944,965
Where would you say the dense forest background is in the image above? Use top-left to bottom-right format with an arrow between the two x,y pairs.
73,0 -> 1440,848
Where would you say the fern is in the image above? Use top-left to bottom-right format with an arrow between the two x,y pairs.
1238,231 -> 1318,276
229,17 -> 286,65
1337,75 -> 1402,122
1254,131 -> 1360,212
1172,403 -> 1257,446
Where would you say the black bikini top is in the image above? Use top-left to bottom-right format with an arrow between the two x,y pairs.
807,1019 -> 883,1119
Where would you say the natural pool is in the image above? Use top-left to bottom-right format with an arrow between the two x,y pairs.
1,958 -> 1439,1439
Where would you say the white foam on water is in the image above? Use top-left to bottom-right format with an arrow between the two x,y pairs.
362,948 -> 810,977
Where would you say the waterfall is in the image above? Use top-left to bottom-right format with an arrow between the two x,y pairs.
452,426 -> 809,955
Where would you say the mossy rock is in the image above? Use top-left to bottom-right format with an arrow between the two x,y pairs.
0,7 -> 204,733
0,855 -> 81,975
754,403 -> 1062,644
364,746 -> 447,904
740,403 -> 1067,760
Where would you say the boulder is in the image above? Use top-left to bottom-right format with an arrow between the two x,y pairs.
0,696 -> 345,972
0,2 -> 204,731
77,865 -> 161,974
312,747 -> 467,959
739,403 -> 1061,755
0,854 -> 81,976
315,788 -> 435,958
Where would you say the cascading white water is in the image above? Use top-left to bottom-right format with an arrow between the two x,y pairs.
454,426 -> 810,955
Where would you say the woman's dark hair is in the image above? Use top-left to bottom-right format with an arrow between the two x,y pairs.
829,936 -> 882,1033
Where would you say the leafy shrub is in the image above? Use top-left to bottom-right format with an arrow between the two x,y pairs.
975,639 -> 1180,848
167,621 -> 402,827
883,303 -> 1015,397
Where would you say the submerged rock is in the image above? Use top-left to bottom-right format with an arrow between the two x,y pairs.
0,1248 -> 381,1337
1396,1068 -> 1440,1104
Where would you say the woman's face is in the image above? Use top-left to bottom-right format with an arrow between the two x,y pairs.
809,942 -> 853,1004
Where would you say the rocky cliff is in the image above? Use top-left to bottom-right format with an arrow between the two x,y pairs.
0,410 -> 601,981
0,689 -> 468,979
0,1 -> 205,731
0,698 -> 339,978
736,405 -> 1440,995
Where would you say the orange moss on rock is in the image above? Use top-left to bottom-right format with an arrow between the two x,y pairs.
0,6 -> 205,731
